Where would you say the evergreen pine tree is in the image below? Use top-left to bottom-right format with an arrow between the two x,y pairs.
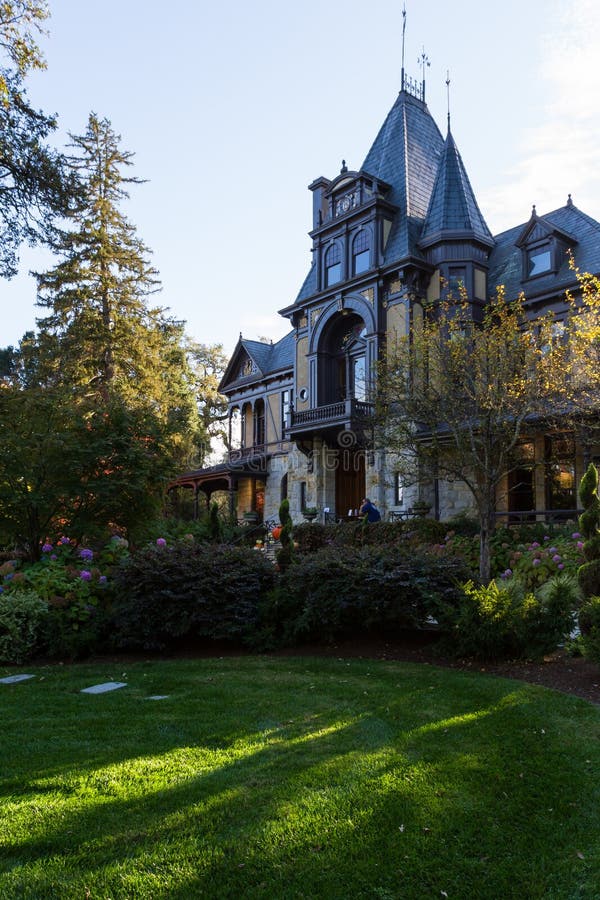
34,113 -> 202,467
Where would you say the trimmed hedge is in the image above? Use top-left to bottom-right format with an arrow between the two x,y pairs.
111,542 -> 276,650
260,545 -> 469,645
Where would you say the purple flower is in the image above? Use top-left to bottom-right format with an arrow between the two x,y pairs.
50,554 -> 57,561
577,541 -> 584,550
548,547 -> 558,554
0,587 -> 3,594
552,554 -> 561,563
544,536 -> 550,542
156,538 -> 167,548
59,536 -> 71,545
99,575 -> 107,585
501,568 -> 513,579
79,548 -> 94,561
4,573 -> 13,581
80,570 -> 92,581
42,543 -> 53,553
558,563 -> 565,570
530,542 -> 540,549
533,558 -> 541,566
572,532 -> 581,540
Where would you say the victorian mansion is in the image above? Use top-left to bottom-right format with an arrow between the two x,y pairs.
172,71 -> 600,524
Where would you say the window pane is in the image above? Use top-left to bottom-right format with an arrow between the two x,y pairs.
326,262 -> 342,286
353,249 -> 370,275
353,356 -> 366,401
528,249 -> 552,277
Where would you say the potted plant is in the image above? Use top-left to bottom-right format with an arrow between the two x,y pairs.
411,499 -> 431,517
302,506 -> 318,522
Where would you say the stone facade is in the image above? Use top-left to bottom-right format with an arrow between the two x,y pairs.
173,71 -> 600,526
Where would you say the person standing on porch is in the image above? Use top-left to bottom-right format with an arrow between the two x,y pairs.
360,498 -> 381,522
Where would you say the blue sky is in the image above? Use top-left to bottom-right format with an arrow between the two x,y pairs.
4,0 -> 600,354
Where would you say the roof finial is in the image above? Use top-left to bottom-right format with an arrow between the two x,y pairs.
532,204 -> 537,217
446,69 -> 451,131
567,193 -> 573,207
418,46 -> 430,101
341,159 -> 348,173
401,2 -> 407,90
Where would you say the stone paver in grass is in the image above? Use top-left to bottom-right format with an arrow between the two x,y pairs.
146,695 -> 170,700
0,674 -> 35,684
81,682 -> 127,694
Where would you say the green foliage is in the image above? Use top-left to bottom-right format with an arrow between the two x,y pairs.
276,498 -> 294,571
292,518 -> 447,555
1,536 -> 117,658
111,541 -> 276,650
437,573 -> 579,661
578,595 -> 600,665
0,385 -> 175,554
0,5 -> 76,280
32,113 -> 202,467
208,502 -> 222,542
578,463 -> 600,599
262,545 -> 468,646
0,587 -> 47,663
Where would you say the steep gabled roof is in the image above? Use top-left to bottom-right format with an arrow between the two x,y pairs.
419,128 -> 494,249
219,331 -> 295,394
361,89 -> 445,262
488,202 -> 600,302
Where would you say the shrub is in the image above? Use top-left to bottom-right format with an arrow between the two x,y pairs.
438,572 -> 579,661
0,589 -> 48,664
261,545 -> 468,646
579,595 -> 600,665
0,538 -> 116,659
578,463 -> 600,599
111,541 -> 276,650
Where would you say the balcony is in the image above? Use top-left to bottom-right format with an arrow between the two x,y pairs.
287,398 -> 374,442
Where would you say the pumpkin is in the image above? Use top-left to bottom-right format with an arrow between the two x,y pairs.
271,526 -> 282,541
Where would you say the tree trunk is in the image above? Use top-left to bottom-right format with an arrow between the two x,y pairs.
478,501 -> 496,584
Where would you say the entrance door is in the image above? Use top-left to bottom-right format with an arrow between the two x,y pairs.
335,448 -> 366,516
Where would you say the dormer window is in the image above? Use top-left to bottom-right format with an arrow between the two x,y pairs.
527,245 -> 552,278
325,243 -> 342,287
352,230 -> 370,275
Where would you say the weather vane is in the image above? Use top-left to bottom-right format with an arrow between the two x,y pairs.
418,46 -> 430,100
446,69 -> 451,129
401,2 -> 407,88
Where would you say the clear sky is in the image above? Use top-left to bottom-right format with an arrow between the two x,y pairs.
4,0 -> 600,355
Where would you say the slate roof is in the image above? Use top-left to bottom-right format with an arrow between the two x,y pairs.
361,89 -> 445,264
420,129 -> 494,248
488,202 -> 600,302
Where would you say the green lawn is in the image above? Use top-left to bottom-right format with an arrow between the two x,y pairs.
0,656 -> 599,899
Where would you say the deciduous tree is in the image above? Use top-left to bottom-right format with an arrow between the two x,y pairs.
379,279 -> 600,583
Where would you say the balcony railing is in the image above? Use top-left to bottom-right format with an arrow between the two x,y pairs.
290,398 -> 373,430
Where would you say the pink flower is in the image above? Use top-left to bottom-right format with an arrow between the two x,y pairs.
156,538 -> 167,548
577,541 -> 584,550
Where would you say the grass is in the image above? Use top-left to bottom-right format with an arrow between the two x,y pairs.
0,656 -> 599,899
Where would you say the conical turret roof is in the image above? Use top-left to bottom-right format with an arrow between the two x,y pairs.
419,128 -> 494,249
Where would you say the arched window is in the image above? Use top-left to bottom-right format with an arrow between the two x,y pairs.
352,230 -> 370,275
324,243 -> 342,287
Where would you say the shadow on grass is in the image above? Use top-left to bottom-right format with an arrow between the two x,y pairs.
0,660 -> 598,898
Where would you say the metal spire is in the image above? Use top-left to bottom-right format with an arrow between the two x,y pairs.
418,46 -> 430,100
446,70 -> 451,131
401,2 -> 407,90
